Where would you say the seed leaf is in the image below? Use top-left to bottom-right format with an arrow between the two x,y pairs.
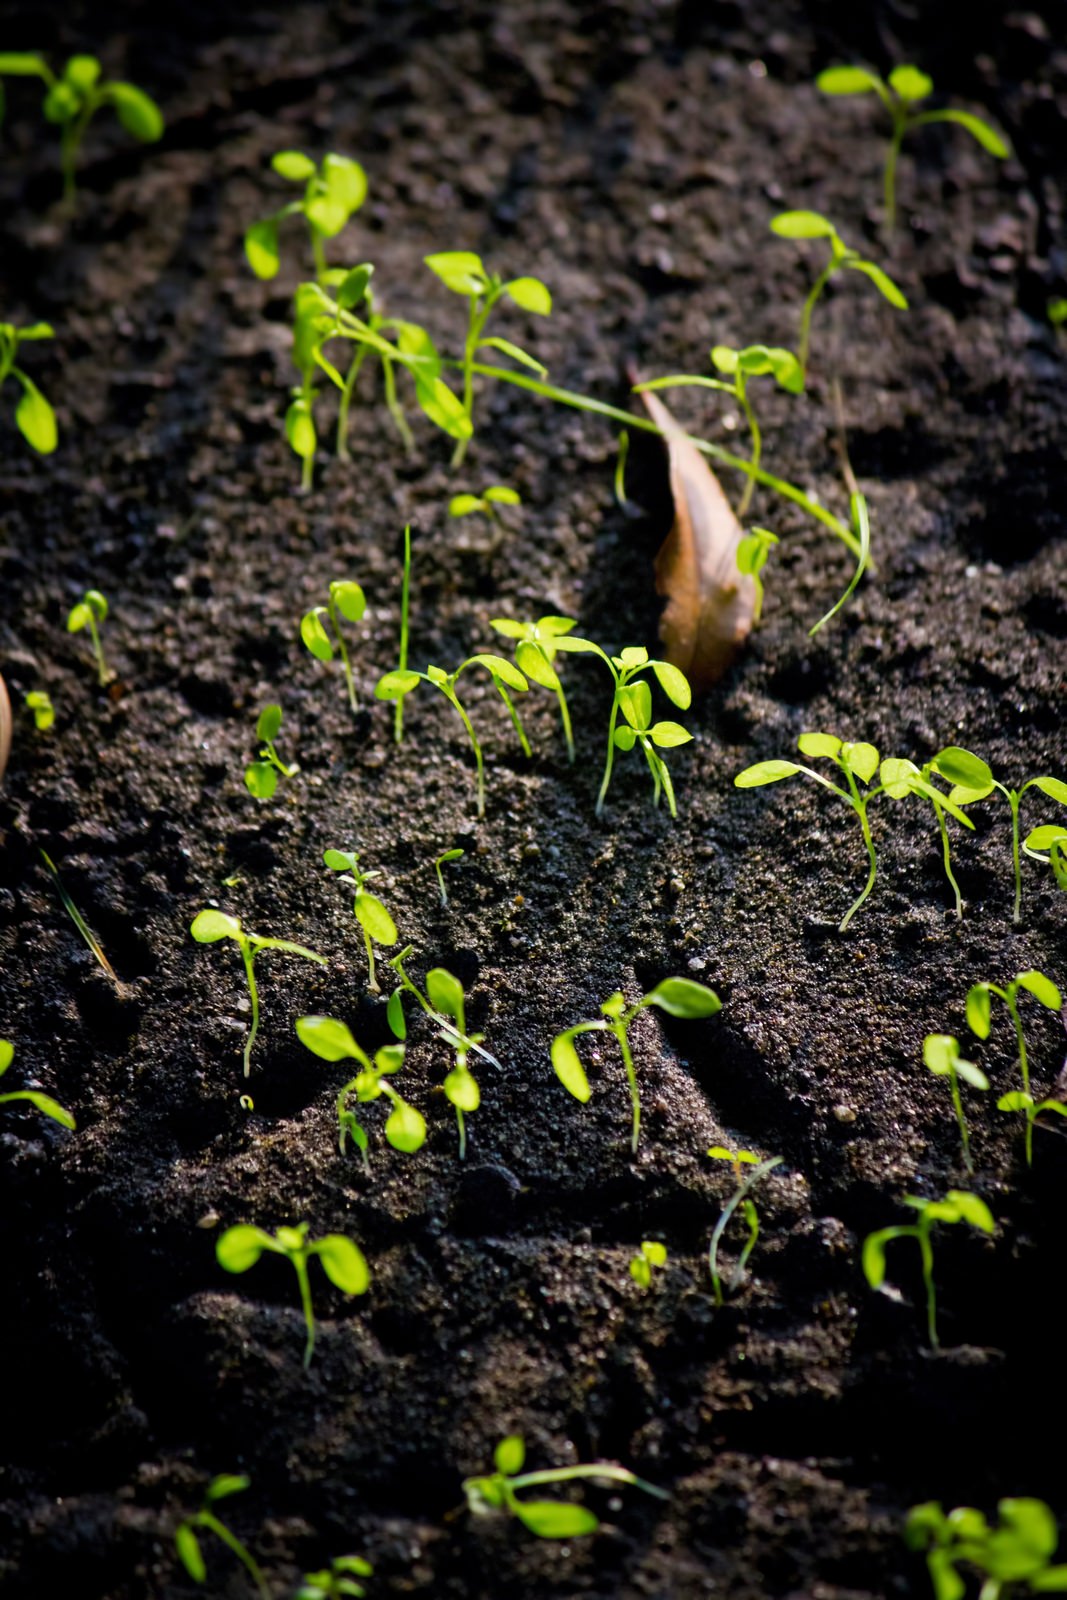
966,984 -> 991,1039
354,892 -> 398,946
15,381 -> 57,454
384,1100 -> 426,1153
644,976 -> 721,1018
650,721 -> 692,748
426,968 -> 464,1019
770,209 -> 837,240
301,610 -> 333,661
315,1235 -> 370,1294
244,219 -> 280,279
175,1526 -> 206,1582
296,1015 -> 360,1062
552,1032 -> 592,1101
888,65 -> 933,101
1031,776 -> 1067,805
495,1435 -> 525,1475
216,1224 -> 271,1272
1017,971 -> 1062,1010
107,82 -> 163,141
798,732 -> 842,760
444,1066 -> 480,1111
935,109 -> 1009,157
816,65 -> 882,95
190,910 -> 241,943
734,760 -> 801,787
514,1500 -> 599,1539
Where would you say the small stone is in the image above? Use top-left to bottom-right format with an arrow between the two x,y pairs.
833,1104 -> 857,1125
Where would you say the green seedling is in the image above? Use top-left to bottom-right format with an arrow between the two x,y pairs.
301,580 -> 366,711
0,52 -> 162,204
1024,824 -> 1067,892
296,1014 -> 425,1169
706,1147 -> 782,1305
376,652 -> 530,819
217,1220 -> 369,1369
1050,299 -> 1067,328
434,848 -> 464,906
489,614 -> 580,762
630,1240 -> 667,1290
462,1434 -> 668,1539
769,210 -> 908,381
297,1555 -> 374,1600
40,847 -> 116,981
879,754 -> 981,918
862,1189 -> 994,1349
190,909 -> 326,1076
0,1038 -> 74,1129
552,977 -> 721,1154
322,847 -> 397,993
967,970 -> 1062,1166
449,484 -> 522,538
736,528 -> 779,624
816,64 -> 1009,231
997,1090 -> 1067,1167
175,1475 -> 269,1600
25,690 -> 54,730
906,1497 -> 1067,1599
423,250 -> 551,465
923,1033 -> 989,1173
245,151 -> 367,284
66,588 -> 109,686
0,320 -> 57,453
245,704 -> 298,799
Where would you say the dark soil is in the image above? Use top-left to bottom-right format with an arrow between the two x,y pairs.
1,2 -> 1065,1596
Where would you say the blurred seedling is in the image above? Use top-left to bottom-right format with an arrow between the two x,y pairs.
906,1496 -> 1067,1598
174,1474 -> 268,1600
296,1014 -> 425,1168
816,64 -> 1009,231
189,909 -> 326,1076
769,210 -> 908,381
0,1039 -> 74,1129
322,847 -> 397,993
296,1555 -> 374,1600
0,321 -> 57,453
301,580 -> 366,711
25,690 -> 54,730
245,151 -> 367,284
462,1434 -> 667,1539
630,1240 -> 667,1290
879,754 -> 980,918
736,528 -> 778,624
0,52 -> 162,204
552,977 -> 721,1154
1024,824 -> 1067,893
862,1189 -> 994,1349
967,970 -> 1062,1166
449,484 -> 521,549
245,704 -> 297,800
216,1220 -> 369,1369
923,1033 -> 988,1173
387,948 -> 497,1159
490,614 -> 579,762
706,1146 -> 782,1305
997,1090 -> 1067,1169
66,588 -> 109,687
434,848 -> 464,906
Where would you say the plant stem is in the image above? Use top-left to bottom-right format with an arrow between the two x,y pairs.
736,382 -> 761,517
839,777 -> 879,932
328,594 -> 357,712
449,693 -> 485,818
294,1254 -> 316,1369
382,356 -> 414,453
336,348 -> 367,461
950,1067 -> 973,1173
596,686 -> 621,818
201,1513 -> 270,1600
456,1105 -> 466,1160
311,229 -> 328,284
934,801 -> 964,918
614,1021 -> 641,1154
555,683 -> 576,763
1009,789 -> 1023,924
363,925 -> 378,993
919,1222 -> 938,1349
798,262 -> 834,382
395,524 -> 410,744
1006,992 -> 1029,1101
240,943 -> 260,1078
452,295 -> 483,469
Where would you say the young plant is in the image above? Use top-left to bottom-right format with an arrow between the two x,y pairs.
189,909 -> 326,1076
449,484 -> 522,544
862,1189 -> 994,1349
489,613 -> 580,762
295,1014 -> 425,1168
0,320 -> 57,453
296,1555 -> 374,1600
66,588 -> 109,686
1024,823 -> 1067,892
816,64 -> 1009,231
769,210 -> 908,381
736,528 -> 779,624
967,970 -> 1062,1166
879,755 -> 981,918
551,977 -> 721,1154
0,1039 -> 74,1129
434,847 -> 464,906
301,580 -> 366,711
0,53 -> 162,203
906,1497 -> 1067,1599
322,847 -> 397,993
462,1434 -> 667,1539
706,1147 -> 782,1305
923,1033 -> 989,1174
245,151 -> 367,284
174,1475 -> 268,1600
244,704 -> 297,799
630,1240 -> 667,1290
216,1220 -> 369,1369
25,690 -> 55,730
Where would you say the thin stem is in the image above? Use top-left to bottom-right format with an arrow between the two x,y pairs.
732,1200 -> 760,1292
86,613 -> 108,687
448,692 -> 485,818
919,1223 -> 938,1349
200,1513 -> 270,1600
363,925 -> 378,993
1010,790 -> 1023,924
311,229 -> 328,285
241,943 -> 260,1078
328,595 -> 357,712
596,685 -> 622,818
336,347 -> 368,461
736,382 -> 761,518
456,1105 -> 466,1160
798,262 -> 835,381
555,683 -> 576,763
934,801 -> 964,918
839,782 -> 879,932
395,524 -> 411,745
612,1020 -> 641,1155
452,295 -> 482,469
1006,993 -> 1029,1100
382,356 -> 415,453
950,1067 -> 973,1173
294,1254 -> 316,1369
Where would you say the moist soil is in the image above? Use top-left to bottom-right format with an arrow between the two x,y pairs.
1,2 -> 1065,1596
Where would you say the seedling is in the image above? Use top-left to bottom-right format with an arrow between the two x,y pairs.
296,1014 -> 425,1167
769,210 -> 908,381
552,977 -> 721,1154
862,1189 -> 994,1349
906,1497 -> 1067,1599
0,321 -> 57,453
434,848 -> 464,906
40,847 -> 116,981
25,690 -> 54,730
375,653 -> 530,819
1024,824 -> 1067,892
0,52 -> 162,203
174,1475 -> 268,1600
630,1240 -> 667,1290
245,151 -> 367,283
297,1555 -> 374,1600
923,1034 -> 988,1173
423,250 -> 551,464
216,1220 -> 369,1369
322,847 -> 397,993
816,64 -> 1009,231
449,484 -> 522,543
301,580 -> 366,711
189,909 -> 326,1076
0,1039 -> 74,1129
706,1147 -> 782,1305
462,1434 -> 667,1539
879,755 -> 980,918
489,614 -> 580,762
967,970 -> 1062,1166
245,704 -> 297,799
736,528 -> 779,624
66,588 -> 109,686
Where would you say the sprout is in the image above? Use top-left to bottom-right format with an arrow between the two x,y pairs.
967,969 -> 1062,1166
862,1189 -> 995,1349
66,588 -> 109,687
0,320 -> 57,454
301,580 -> 366,712
174,1474 -> 268,1599
216,1220 -> 370,1369
923,1033 -> 988,1173
462,1434 -> 667,1539
190,910 -> 326,1076
706,1147 -> 781,1305
296,1014 -> 425,1169
244,704 -> 298,799
244,150 -> 367,284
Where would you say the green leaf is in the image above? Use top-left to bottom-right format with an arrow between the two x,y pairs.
846,259 -> 909,309
331,581 -> 366,621
651,660 -> 692,709
301,609 -> 333,661
0,1040 -> 12,1075
321,154 -> 367,217
931,747 -> 993,790
734,760 -> 801,787
1024,825 -> 1067,850
861,1230 -> 889,1289
64,55 -> 100,92
387,989 -> 407,1041
514,1500 -> 599,1539
337,265 -> 374,310
426,967 -> 464,1019
285,399 -> 317,460
16,323 -> 55,341
244,219 -> 280,279
551,1031 -> 592,1101
3,1090 -> 75,1129
998,1091 -> 1031,1113
888,65 -> 933,102
205,1474 -> 251,1502
272,149 -> 316,181
66,602 -> 90,633
945,1189 -> 994,1233
843,742 -> 880,785
1017,970 -> 1062,1010
315,1234 -> 370,1294
256,704 -> 282,741
483,485 -> 522,505
444,1066 -> 480,1111
323,848 -> 358,872
613,726 -> 636,751
216,1224 -> 270,1273
955,1060 -> 990,1091
1031,776 -> 1067,805
415,375 -> 472,440
620,679 -> 652,731
15,380 -> 57,454
478,335 -> 547,374
384,1099 -> 426,1153
770,209 -> 836,240
923,1033 -> 957,1076
797,732 -> 842,760
966,984 -> 991,1039
449,494 -> 483,517
644,977 -> 721,1018
0,53 -> 50,75
424,251 -> 487,295
175,1524 -> 206,1583
503,277 -> 552,315
816,65 -> 883,95
106,83 -> 163,142
467,653 -> 528,692
296,1015 -> 360,1063
618,646 -> 648,667
375,669 -> 420,699
933,109 -> 1009,157
515,641 -> 560,690
190,909 -> 241,943
650,721 -> 692,749
354,891 -> 398,946
643,1240 -> 668,1266
495,1435 -> 525,1475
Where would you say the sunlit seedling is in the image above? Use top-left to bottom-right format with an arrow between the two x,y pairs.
296,1014 -> 425,1169
216,1220 -> 369,1369
190,909 -> 326,1076
490,614 -> 580,762
462,1434 -> 667,1539
1024,824 -> 1067,893
434,848 -> 464,906
736,528 -> 779,624
174,1475 -> 268,1600
923,1034 -> 988,1173
66,588 -> 109,686
552,977 -> 721,1154
906,1497 -> 1067,1598
967,969 -> 1062,1166
449,485 -> 521,547
245,151 -> 367,284
25,690 -> 55,730
0,321 -> 57,453
296,1554 -> 374,1600
387,948 -> 497,1158
862,1189 -> 994,1349
706,1146 -> 781,1305
630,1240 -> 667,1290
0,1038 -> 74,1129
879,755 -> 980,918
322,847 -> 397,993
301,580 -> 366,711
244,704 -> 297,800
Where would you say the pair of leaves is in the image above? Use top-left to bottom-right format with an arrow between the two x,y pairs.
424,251 -> 552,315
552,978 -> 721,1102
923,1033 -> 989,1092
770,211 -> 908,307
966,972 -> 1062,1039
216,1223 -> 370,1294
300,580 -> 366,661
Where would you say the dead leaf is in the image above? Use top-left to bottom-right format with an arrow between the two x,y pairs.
0,673 -> 11,786
637,385 -> 757,692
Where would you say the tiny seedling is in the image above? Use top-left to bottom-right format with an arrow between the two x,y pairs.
296,1555 -> 374,1600
879,755 -> 980,919
434,847 -> 464,906
862,1189 -> 994,1349
967,970 -> 1062,1166
0,1038 -> 74,1129
630,1240 -> 667,1290
216,1220 -> 369,1369
489,614 -> 580,762
769,210 -> 908,381
66,588 -> 109,687
25,690 -> 55,730
736,528 -> 779,624
906,1497 -> 1067,1599
706,1147 -> 782,1305
462,1434 -> 667,1539
174,1475 -> 268,1600
449,484 -> 522,544
190,909 -> 326,1076
0,321 -> 57,453
1024,824 -> 1067,892
40,847 -> 116,981
0,52 -> 163,203
923,1033 -> 988,1173
296,1014 -> 425,1168
301,580 -> 366,711
245,151 -> 367,283
552,977 -> 721,1154
322,847 -> 398,993
245,704 -> 298,799
997,1090 -> 1067,1167
816,64 -> 1009,231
